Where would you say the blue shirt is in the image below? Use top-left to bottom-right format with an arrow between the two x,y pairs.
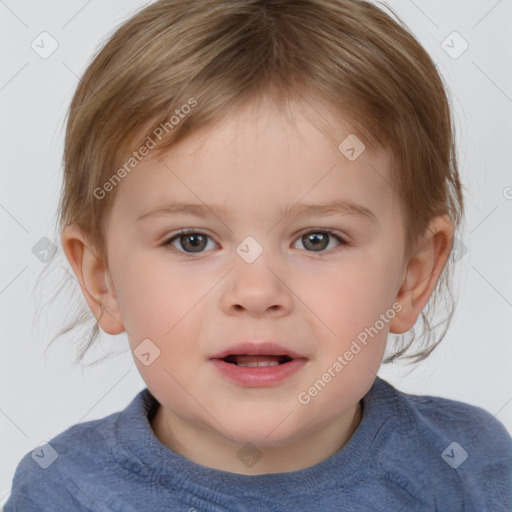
4,377 -> 512,511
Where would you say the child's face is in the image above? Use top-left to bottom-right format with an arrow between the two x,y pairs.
104,97 -> 407,450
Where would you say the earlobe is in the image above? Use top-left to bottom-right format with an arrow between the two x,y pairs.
390,215 -> 454,334
60,224 -> 125,335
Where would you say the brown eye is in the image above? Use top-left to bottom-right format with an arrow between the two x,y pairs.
163,230 -> 217,255
301,232 -> 329,251
177,233 -> 208,252
293,230 -> 347,253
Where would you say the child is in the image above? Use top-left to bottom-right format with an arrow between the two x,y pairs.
5,0 -> 511,510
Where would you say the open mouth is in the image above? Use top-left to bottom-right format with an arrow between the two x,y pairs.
221,354 -> 293,367
211,349 -> 307,385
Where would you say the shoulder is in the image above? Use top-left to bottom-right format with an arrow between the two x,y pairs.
372,377 -> 511,452
368,377 -> 512,509
393,380 -> 512,460
4,389 -> 150,512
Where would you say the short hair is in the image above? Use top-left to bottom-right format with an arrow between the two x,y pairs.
38,0 -> 464,366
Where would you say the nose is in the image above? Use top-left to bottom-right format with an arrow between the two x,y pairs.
220,247 -> 293,318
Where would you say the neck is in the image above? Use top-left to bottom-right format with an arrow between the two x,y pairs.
150,400 -> 363,475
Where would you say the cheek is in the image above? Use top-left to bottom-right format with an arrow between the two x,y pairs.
304,258 -> 394,324
114,272 -> 203,364
111,254 -> 186,334
302,256 -> 397,366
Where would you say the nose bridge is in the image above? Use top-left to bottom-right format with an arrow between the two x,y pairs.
234,234 -> 278,288
221,234 -> 292,315
235,234 -> 266,265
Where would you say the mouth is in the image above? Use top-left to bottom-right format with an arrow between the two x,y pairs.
221,354 -> 293,367
209,341 -> 307,386
210,341 -> 306,362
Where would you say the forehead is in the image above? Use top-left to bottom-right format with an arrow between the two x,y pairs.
109,97 -> 398,225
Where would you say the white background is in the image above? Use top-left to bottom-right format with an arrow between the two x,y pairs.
1,0 -> 511,506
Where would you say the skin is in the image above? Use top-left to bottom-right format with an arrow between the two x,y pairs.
62,96 -> 454,475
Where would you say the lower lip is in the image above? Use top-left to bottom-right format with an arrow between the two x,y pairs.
210,358 -> 307,387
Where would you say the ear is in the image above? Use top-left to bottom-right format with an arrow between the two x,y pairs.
390,215 -> 454,334
60,224 -> 125,335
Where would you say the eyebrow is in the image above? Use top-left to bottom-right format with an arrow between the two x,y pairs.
136,199 -> 378,225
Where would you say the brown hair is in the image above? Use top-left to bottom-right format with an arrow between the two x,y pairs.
37,0 -> 464,366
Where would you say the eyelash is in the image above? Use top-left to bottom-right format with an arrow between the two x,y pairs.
161,228 -> 349,258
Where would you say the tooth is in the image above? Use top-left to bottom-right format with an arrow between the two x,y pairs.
236,361 -> 280,367
231,355 -> 283,366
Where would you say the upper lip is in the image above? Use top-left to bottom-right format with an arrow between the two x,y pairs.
210,341 -> 306,360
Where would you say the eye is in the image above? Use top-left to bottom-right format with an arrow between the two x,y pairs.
163,229 -> 218,255
292,230 -> 348,253
162,228 -> 348,257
